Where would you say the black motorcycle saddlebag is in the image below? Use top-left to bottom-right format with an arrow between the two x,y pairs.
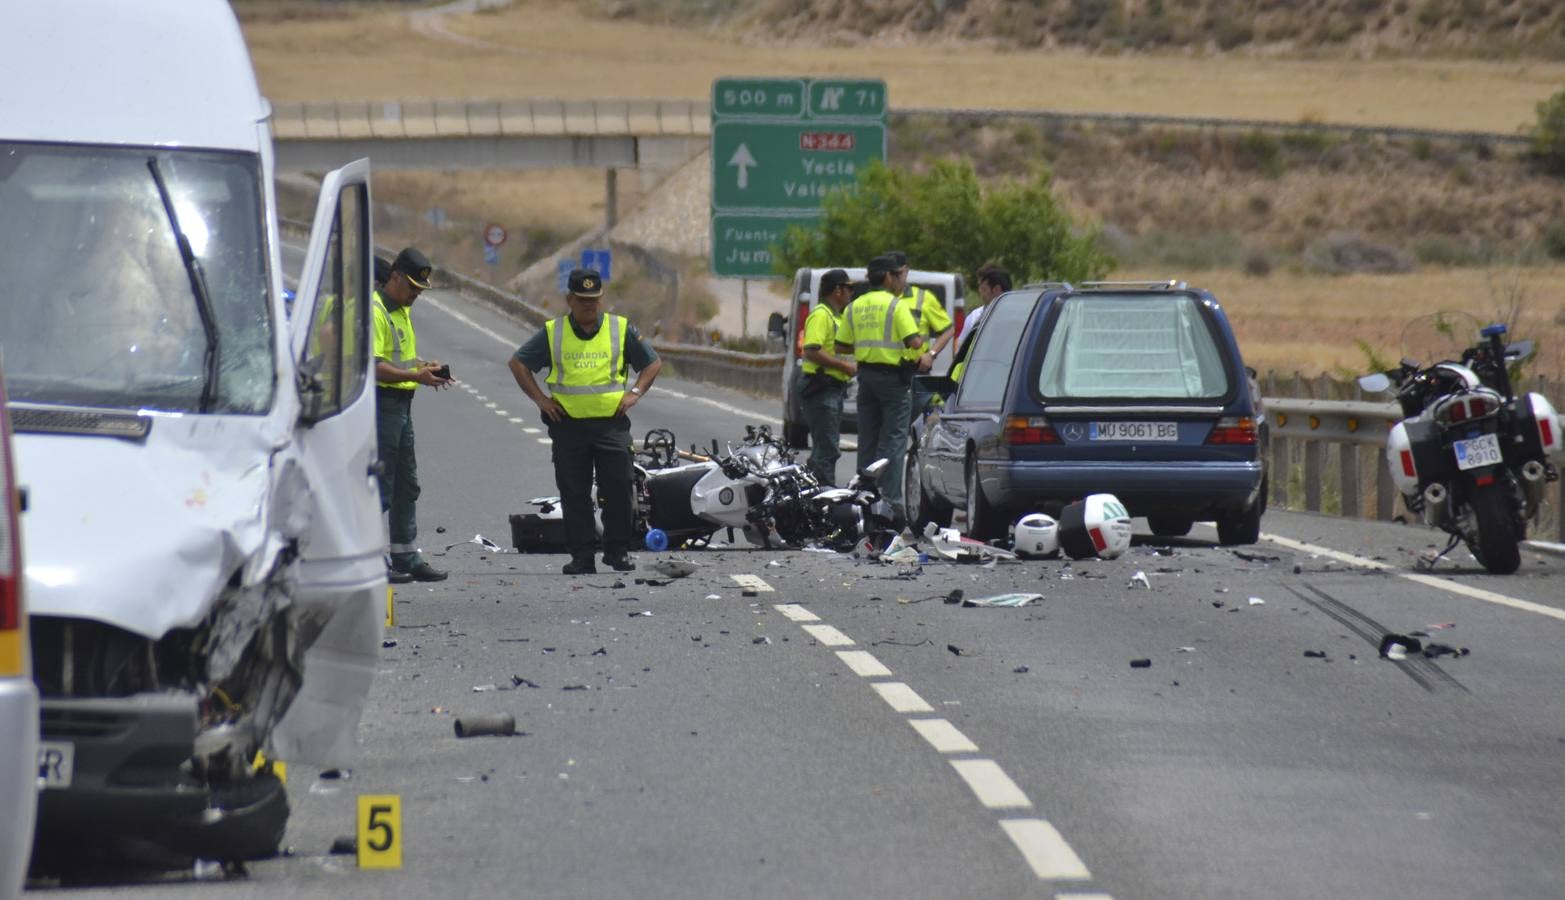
1405,419 -> 1457,485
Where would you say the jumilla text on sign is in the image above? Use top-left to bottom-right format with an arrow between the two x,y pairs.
799,132 -> 855,151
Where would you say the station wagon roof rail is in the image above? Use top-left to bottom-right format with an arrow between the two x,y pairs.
1077,280 -> 1189,291
1021,281 -> 1074,291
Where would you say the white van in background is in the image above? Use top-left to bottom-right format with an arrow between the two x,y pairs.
2,0 -> 382,868
778,267 -> 966,449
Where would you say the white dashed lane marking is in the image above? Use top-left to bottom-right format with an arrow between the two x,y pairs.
871,682 -> 934,713
509,417 -> 526,424
485,402 -> 498,408
730,574 -> 774,592
774,604 -> 819,623
1002,820 -> 1094,881
950,759 -> 1033,810
536,438 -> 552,445
523,427 -> 542,434
908,718 -> 978,754
801,624 -> 854,647
835,650 -> 892,678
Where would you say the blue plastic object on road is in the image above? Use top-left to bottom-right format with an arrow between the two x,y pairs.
645,528 -> 669,552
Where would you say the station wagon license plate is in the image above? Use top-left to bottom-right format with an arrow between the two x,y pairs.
1090,421 -> 1178,442
38,740 -> 73,789
1453,433 -> 1503,471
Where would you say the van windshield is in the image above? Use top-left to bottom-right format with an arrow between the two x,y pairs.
0,143 -> 273,413
1037,294 -> 1230,399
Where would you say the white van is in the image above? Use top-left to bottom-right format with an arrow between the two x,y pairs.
2,0 -> 383,866
778,267 -> 966,448
0,370 -> 37,898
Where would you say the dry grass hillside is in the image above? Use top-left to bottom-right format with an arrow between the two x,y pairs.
588,0 -> 1565,57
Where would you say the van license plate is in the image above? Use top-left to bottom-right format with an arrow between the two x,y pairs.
1090,422 -> 1178,441
1453,433 -> 1503,471
38,741 -> 74,789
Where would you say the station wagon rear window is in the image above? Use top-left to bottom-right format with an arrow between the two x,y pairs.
1036,295 -> 1229,399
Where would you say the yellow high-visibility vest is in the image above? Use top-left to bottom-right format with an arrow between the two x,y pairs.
372,291 -> 418,391
546,314 -> 628,418
839,290 -> 917,366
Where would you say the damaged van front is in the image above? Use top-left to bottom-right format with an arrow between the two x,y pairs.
2,0 -> 385,867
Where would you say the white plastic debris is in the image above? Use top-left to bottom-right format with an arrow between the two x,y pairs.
1385,643 -> 1408,661
445,533 -> 503,553
704,593 -> 721,600
653,558 -> 701,578
1128,571 -> 1151,589
766,559 -> 784,568
1248,596 -> 1266,606
962,593 -> 1043,608
922,522 -> 1018,562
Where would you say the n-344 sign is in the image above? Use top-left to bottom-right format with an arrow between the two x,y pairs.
710,76 -> 887,277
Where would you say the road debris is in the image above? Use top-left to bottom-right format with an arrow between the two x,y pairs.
1423,643 -> 1470,659
511,675 -> 539,688
454,714 -> 517,738
329,836 -> 356,855
752,636 -> 771,645
1379,633 -> 1422,660
923,523 -> 1019,562
1130,658 -> 1152,668
1247,596 -> 1266,606
653,558 -> 701,578
381,639 -> 398,648
962,593 -> 1043,608
1057,494 -> 1133,560
1012,665 -> 1030,673
1303,650 -> 1328,659
947,644 -> 967,656
1232,549 -> 1281,563
471,683 -> 497,692
1127,571 -> 1151,589
445,533 -> 503,553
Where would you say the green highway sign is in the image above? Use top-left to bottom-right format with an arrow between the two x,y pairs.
710,212 -> 816,278
808,79 -> 887,119
711,78 -> 806,119
711,76 -> 887,277
711,121 -> 887,211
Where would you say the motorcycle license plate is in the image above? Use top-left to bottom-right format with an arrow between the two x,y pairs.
1090,422 -> 1178,441
1453,433 -> 1503,471
38,741 -> 74,789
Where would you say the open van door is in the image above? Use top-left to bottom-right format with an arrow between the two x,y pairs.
270,158 -> 384,764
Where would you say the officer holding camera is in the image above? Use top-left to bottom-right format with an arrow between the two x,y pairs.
374,246 -> 454,583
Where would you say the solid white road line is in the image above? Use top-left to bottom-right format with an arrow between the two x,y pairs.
908,718 -> 979,754
835,650 -> 892,678
1000,819 -> 1094,881
871,682 -> 934,713
950,759 -> 1033,810
801,623 -> 854,647
730,574 -> 775,592
1263,532 -> 1565,624
773,603 -> 819,622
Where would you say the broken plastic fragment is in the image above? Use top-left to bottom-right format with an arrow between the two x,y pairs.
1303,650 -> 1328,659
947,644 -> 966,656
922,522 -> 1019,563
471,683 -> 498,692
1128,571 -> 1151,589
1130,658 -> 1152,668
1379,633 -> 1422,660
654,558 -> 701,578
704,593 -> 721,600
1247,597 -> 1266,606
962,593 -> 1043,608
445,533 -> 503,553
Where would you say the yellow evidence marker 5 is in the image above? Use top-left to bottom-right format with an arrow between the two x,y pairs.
357,794 -> 403,869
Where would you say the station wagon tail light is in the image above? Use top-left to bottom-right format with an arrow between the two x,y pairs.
0,387 -> 23,678
1206,416 -> 1257,445
1005,415 -> 1060,445
793,299 -> 810,359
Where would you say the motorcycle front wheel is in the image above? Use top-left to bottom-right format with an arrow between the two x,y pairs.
1468,482 -> 1522,574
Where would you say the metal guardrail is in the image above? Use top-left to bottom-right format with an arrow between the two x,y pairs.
270,97 -> 1530,147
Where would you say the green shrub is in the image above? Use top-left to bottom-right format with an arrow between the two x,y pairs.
1530,86 -> 1565,175
773,159 -> 1114,286
1544,222 -> 1565,260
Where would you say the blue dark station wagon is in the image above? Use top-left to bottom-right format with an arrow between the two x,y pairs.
907,280 -> 1268,544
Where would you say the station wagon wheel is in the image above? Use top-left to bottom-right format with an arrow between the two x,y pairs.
964,455 -> 1003,541
905,450 -> 951,532
1147,515 -> 1193,537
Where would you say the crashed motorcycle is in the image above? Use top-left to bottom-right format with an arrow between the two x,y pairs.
1360,314 -> 1563,574
798,458 -> 902,552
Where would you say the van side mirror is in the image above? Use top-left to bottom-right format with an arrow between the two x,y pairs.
766,312 -> 787,338
913,374 -> 956,398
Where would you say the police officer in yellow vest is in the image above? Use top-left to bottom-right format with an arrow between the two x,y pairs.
509,268 -> 662,575
374,247 -> 454,583
798,269 -> 857,485
834,255 -> 924,506
883,250 -> 953,422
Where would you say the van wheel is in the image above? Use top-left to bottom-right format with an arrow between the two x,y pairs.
964,456 -> 1003,541
1147,516 -> 1193,537
784,420 -> 809,450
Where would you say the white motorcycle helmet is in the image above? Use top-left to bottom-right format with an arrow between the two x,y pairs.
1011,513 -> 1060,558
1057,493 -> 1133,560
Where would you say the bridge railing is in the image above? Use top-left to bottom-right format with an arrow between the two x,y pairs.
270,97 -> 1528,146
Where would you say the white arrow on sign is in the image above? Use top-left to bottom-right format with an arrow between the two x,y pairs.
728,143 -> 757,190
